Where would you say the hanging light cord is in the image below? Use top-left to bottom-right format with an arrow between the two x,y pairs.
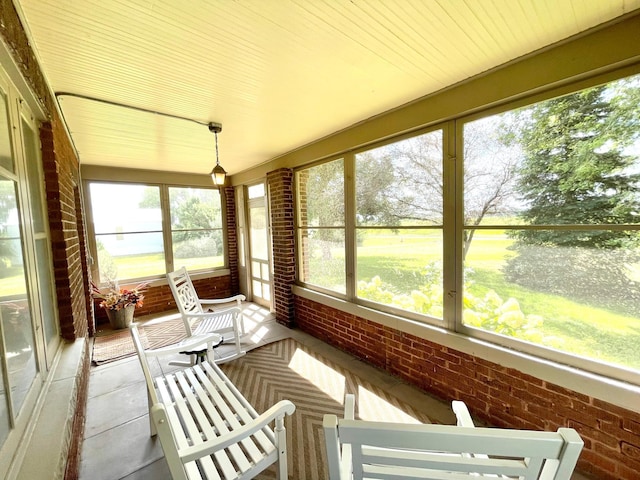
214,130 -> 220,164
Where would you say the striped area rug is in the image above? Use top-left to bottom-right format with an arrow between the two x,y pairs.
221,337 -> 433,480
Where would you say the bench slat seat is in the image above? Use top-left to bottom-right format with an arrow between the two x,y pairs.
131,323 -> 295,480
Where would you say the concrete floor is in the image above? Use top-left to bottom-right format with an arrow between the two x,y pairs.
79,304 -> 589,479
80,303 -> 295,479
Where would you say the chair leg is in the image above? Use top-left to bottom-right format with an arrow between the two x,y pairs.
274,415 -> 288,480
233,321 -> 242,358
148,393 -> 157,437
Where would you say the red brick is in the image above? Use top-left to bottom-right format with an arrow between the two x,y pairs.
621,441 -> 640,462
294,294 -> 640,480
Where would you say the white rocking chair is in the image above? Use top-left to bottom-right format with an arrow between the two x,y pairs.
167,267 -> 246,364
324,394 -> 583,480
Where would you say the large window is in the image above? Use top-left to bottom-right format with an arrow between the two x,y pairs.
461,74 -> 640,375
296,131 -> 445,319
355,131 -> 444,319
296,159 -> 346,294
90,183 -> 165,281
88,182 -> 224,283
295,71 -> 640,381
169,187 -> 224,272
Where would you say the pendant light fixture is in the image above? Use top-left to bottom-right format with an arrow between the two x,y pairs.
208,122 -> 226,186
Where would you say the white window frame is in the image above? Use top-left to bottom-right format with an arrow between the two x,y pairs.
294,66 -> 640,393
85,179 -> 227,284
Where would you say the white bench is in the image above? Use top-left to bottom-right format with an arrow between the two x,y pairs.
130,323 -> 296,480
324,393 -> 583,480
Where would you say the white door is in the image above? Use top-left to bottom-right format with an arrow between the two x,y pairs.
247,183 -> 272,308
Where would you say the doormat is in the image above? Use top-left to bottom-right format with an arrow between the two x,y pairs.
92,318 -> 188,365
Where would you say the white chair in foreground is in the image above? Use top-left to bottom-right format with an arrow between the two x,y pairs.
323,394 -> 583,480
167,267 -> 246,364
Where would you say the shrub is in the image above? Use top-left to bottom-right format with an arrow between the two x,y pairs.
357,261 -> 545,343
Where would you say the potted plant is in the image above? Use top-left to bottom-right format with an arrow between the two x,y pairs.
91,280 -> 148,329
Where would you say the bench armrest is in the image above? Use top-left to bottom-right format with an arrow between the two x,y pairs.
324,412 -> 352,480
452,400 -> 475,427
343,393 -> 355,420
175,399 -> 296,463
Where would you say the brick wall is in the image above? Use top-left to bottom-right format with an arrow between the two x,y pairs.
1,2 -> 90,478
1,0 -> 89,341
294,295 -> 640,480
0,0 -> 51,111
93,274 -> 233,325
267,168 -> 296,326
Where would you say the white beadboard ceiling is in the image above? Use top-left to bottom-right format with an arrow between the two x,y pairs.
15,0 -> 640,178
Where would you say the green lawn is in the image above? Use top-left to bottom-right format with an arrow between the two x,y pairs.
0,266 -> 28,297
105,253 -> 223,282
308,230 -> 640,371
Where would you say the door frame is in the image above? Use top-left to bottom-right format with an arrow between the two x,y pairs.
238,181 -> 274,309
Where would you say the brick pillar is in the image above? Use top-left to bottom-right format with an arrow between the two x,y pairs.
41,115 -> 88,340
267,168 -> 296,326
222,185 -> 240,294
74,185 -> 94,336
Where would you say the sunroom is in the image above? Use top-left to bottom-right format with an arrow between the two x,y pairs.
0,1 -> 639,479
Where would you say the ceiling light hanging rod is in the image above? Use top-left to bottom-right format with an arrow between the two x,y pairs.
55,91 -> 210,126
209,122 -> 227,186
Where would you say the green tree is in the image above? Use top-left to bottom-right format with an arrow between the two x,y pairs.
303,159 -> 345,260
374,131 -> 443,226
138,186 -> 160,209
171,190 -> 222,257
0,180 -> 17,272
462,116 -> 521,260
381,124 -> 521,261
514,84 -> 640,247
138,186 -> 222,257
172,197 -> 218,242
505,78 -> 640,312
355,150 -> 397,226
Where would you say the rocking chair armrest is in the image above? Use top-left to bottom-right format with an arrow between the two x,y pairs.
184,307 -> 243,339
183,306 -> 241,321
198,294 -> 246,306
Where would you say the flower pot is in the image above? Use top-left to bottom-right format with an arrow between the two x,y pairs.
106,305 -> 135,329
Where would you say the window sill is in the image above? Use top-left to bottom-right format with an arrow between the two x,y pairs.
140,268 -> 231,289
293,285 -> 640,414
